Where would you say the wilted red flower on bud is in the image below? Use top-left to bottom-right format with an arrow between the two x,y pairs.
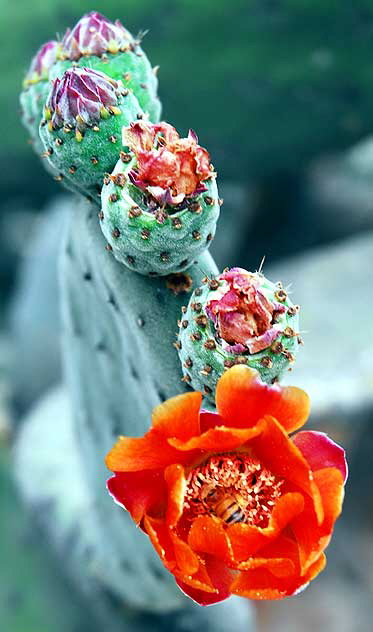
206,267 -> 285,353
106,366 -> 346,604
122,121 -> 212,205
61,11 -> 134,60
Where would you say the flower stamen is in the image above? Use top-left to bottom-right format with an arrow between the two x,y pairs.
184,454 -> 283,528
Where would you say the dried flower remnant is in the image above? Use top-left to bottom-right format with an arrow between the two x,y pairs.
123,121 -> 212,206
177,268 -> 301,399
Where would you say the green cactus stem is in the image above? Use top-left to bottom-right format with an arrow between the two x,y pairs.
177,267 -> 301,402
100,121 -> 221,275
20,40 -> 59,158
39,67 -> 144,197
50,11 -> 161,122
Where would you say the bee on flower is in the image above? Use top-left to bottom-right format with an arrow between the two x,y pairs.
106,365 -> 347,605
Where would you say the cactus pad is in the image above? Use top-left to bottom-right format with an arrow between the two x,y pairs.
50,12 -> 161,122
177,267 -> 301,402
39,67 -> 144,196
100,121 -> 221,275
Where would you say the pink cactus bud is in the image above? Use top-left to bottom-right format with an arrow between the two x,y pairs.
46,67 -> 121,128
206,268 -> 283,353
61,11 -> 134,60
24,40 -> 58,84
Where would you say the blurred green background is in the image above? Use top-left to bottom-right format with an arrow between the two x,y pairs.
1,1 -> 373,631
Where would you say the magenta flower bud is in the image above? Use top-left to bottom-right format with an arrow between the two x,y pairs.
46,67 -> 122,129
24,40 -> 59,86
60,11 -> 134,60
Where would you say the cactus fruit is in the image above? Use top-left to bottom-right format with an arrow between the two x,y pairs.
50,12 -> 161,122
176,267 -> 301,401
39,67 -> 144,197
20,40 -> 59,156
100,121 -> 220,275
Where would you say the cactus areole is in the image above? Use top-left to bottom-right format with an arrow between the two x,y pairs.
177,268 -> 301,400
100,121 -> 220,275
39,67 -> 144,195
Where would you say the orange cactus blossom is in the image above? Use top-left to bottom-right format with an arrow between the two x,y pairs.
106,366 -> 347,605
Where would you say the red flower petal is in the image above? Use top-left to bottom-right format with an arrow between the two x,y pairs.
152,392 -> 202,440
176,556 -> 235,606
292,431 -> 348,482
216,366 -> 310,433
143,515 -> 176,572
168,420 -> 266,452
107,470 -> 166,524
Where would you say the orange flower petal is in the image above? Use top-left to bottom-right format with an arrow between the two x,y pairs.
170,530 -> 200,575
168,420 -> 265,452
292,431 -> 348,481
314,467 -> 345,533
249,416 -> 324,523
143,515 -> 176,572
151,392 -> 202,440
107,470 -> 167,524
216,365 -> 310,433
231,542 -> 320,601
106,430 -> 192,472
188,515 -> 233,563
228,492 -> 304,559
164,464 -> 187,527
236,535 -> 298,578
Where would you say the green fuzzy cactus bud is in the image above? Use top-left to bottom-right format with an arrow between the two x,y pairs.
176,267 -> 301,402
50,12 -> 161,122
20,40 -> 59,157
39,67 -> 144,197
100,121 -> 221,275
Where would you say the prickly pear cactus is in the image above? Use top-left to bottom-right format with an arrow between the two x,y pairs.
20,40 -> 59,157
50,12 -> 161,122
39,67 -> 143,196
177,267 -> 301,401
100,121 -> 220,275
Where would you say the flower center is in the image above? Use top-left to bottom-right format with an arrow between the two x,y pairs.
184,454 -> 283,528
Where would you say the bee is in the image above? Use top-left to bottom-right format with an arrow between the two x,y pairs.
200,485 -> 246,525
214,496 -> 245,524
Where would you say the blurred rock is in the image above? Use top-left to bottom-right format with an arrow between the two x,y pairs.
307,137 -> 373,240
8,195 -> 71,413
210,182 -> 255,269
267,231 -> 373,424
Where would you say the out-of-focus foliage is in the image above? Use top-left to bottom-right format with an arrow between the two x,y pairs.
3,0 -> 373,205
